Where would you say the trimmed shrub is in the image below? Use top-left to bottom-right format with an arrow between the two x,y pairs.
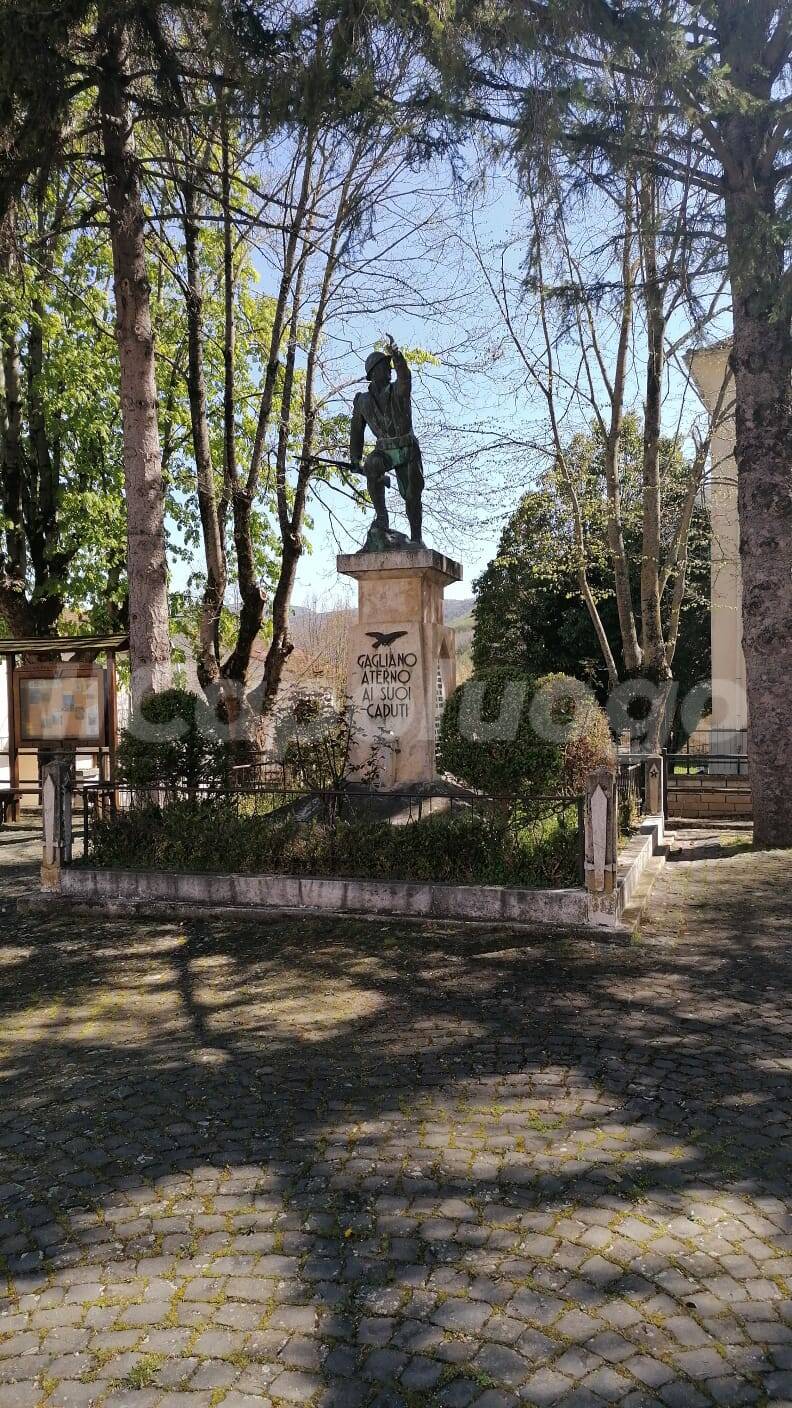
438,668 -> 614,795
117,687 -> 229,793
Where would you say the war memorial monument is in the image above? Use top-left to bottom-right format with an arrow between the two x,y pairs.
337,338 -> 462,786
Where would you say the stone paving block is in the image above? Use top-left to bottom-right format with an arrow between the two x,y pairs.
191,1328 -> 246,1357
265,1368 -> 324,1401
0,1332 -> 39,1358
0,1386 -> 41,1408
514,1328 -> 556,1363
279,1333 -> 326,1370
554,1310 -> 601,1342
554,1348 -> 603,1381
551,1388 -> 602,1407
586,1330 -> 636,1363
433,1299 -> 493,1333
157,1355 -> 200,1386
582,1364 -> 633,1401
523,1368 -> 575,1404
472,1342 -> 532,1387
763,1370 -> 792,1397
322,1340 -> 356,1374
659,1384 -> 711,1408
48,1383 -> 108,1408
624,1355 -> 676,1389
675,1347 -> 730,1379
473,1391 -> 520,1408
400,1352 -> 444,1388
103,1395 -> 160,1408
707,1379 -> 761,1406
437,1380 -> 478,1407
157,1394 -> 215,1408
271,1305 -> 319,1332
190,1358 -> 240,1389
219,1396 -> 273,1408
508,1291 -> 565,1326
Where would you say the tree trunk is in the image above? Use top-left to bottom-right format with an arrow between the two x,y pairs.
217,219 -> 265,692
97,18 -> 171,706
219,107 -> 236,538
714,5 -> 792,847
255,283 -> 307,718
218,134 -> 316,698
25,292 -> 68,635
183,173 -> 225,691
726,191 -> 792,847
601,172 -> 641,672
0,299 -> 34,635
637,166 -> 669,682
0,319 -> 26,579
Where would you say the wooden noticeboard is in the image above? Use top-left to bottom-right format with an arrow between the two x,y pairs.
14,663 -> 107,748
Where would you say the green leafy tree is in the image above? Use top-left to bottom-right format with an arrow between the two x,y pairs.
473,422 -> 712,738
0,171 -> 126,637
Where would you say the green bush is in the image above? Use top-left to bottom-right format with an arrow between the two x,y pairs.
438,668 -> 614,796
88,798 -> 581,889
117,687 -> 229,793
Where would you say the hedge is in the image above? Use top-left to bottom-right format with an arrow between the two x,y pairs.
87,798 -> 581,890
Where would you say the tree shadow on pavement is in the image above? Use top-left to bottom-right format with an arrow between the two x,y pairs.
0,843 -> 791,1406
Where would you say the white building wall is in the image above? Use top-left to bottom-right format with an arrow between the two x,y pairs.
688,343 -> 748,744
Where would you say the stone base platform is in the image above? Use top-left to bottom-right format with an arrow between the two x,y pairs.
338,546 -> 463,787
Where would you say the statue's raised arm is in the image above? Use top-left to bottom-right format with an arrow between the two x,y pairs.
386,333 -> 411,395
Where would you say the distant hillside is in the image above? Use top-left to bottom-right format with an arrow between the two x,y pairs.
285,596 -> 476,688
444,598 -> 475,626
290,597 -> 475,627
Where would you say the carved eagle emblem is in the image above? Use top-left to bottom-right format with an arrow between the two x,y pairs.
365,630 -> 408,649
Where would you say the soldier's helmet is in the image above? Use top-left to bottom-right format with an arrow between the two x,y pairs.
365,350 -> 391,380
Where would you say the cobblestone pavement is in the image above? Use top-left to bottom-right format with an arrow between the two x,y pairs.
2,825 -> 792,1408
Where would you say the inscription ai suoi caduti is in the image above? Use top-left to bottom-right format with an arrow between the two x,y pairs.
357,632 -> 418,723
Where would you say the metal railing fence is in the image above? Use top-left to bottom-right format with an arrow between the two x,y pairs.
616,759 -> 646,832
74,779 -> 587,887
665,751 -> 750,779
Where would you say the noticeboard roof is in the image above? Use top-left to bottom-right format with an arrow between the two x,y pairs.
0,635 -> 128,656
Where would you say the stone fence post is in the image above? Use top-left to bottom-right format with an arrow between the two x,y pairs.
584,766 -> 618,895
644,754 -> 664,816
41,759 -> 74,891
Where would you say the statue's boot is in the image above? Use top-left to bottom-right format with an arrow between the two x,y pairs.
367,471 -> 390,533
407,500 -> 423,545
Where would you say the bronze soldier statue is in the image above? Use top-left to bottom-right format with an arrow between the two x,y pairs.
350,335 -> 424,550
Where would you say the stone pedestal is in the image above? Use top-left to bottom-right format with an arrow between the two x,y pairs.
337,548 -> 463,786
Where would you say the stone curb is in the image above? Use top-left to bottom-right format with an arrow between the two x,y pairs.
54,864 -> 590,929
23,816 -> 666,943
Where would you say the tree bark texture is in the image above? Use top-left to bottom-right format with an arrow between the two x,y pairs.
727,203 -> 792,847
719,1 -> 792,846
637,166 -> 669,681
183,174 -> 225,690
98,18 -> 171,706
